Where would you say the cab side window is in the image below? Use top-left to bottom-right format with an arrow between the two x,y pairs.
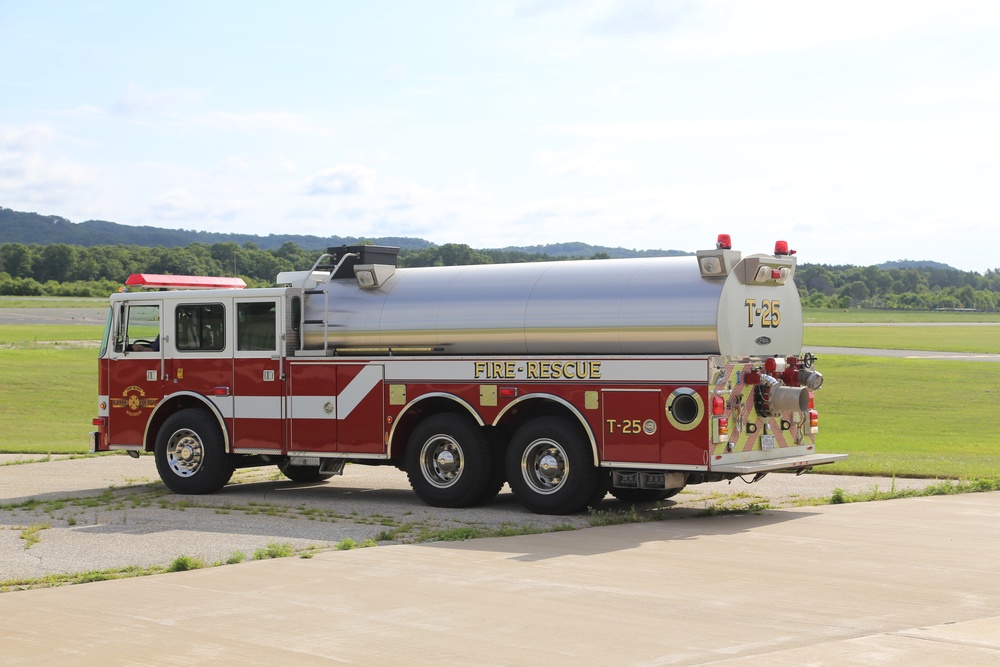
176,303 -> 226,351
122,304 -> 160,353
237,302 -> 277,351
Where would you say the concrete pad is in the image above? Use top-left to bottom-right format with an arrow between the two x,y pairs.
0,454 -> 947,584
1,492 -> 999,665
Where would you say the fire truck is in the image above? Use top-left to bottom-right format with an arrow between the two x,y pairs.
91,236 -> 844,514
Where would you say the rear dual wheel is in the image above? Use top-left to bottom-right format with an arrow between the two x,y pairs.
505,416 -> 604,515
406,413 -> 502,508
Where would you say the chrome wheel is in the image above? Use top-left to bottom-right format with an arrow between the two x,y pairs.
506,416 -> 601,514
520,438 -> 567,495
165,428 -> 205,478
419,435 -> 465,488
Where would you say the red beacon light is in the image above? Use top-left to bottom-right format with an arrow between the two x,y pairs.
716,234 -> 732,250
774,240 -> 796,256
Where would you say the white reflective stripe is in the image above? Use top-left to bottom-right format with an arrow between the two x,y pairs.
210,396 -> 234,419
234,395 -> 282,420
290,395 -> 338,420
336,365 -> 383,419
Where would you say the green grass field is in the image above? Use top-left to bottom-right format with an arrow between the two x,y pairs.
804,326 -> 999,354
2,316 -> 999,479
816,356 -> 1000,478
803,308 -> 1000,323
1,348 -> 97,453
0,325 -> 105,347
0,296 -> 107,308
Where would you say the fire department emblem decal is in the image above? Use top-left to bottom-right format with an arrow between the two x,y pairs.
111,385 -> 159,417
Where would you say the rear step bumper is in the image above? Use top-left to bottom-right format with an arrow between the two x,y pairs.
711,453 -> 848,475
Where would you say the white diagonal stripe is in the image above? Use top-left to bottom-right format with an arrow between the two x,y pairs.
336,365 -> 383,419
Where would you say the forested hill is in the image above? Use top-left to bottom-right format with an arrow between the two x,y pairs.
0,207 -> 682,259
2,206 -> 999,309
0,207 -> 430,252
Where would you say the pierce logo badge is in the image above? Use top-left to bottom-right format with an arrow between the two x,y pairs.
111,385 -> 159,417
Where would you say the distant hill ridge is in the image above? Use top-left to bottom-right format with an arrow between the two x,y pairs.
0,206 -> 687,259
1,206 -> 961,268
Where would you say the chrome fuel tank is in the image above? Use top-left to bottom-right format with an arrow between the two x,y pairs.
301,254 -> 803,357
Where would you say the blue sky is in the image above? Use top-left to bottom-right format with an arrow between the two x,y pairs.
1,1 -> 998,272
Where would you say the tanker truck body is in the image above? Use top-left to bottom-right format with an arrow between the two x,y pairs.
92,236 -> 844,514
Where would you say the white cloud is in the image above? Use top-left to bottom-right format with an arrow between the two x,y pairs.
534,148 -> 632,177
0,124 -> 55,151
187,110 -> 335,137
307,165 -> 377,196
0,123 -> 95,206
113,83 -> 210,115
590,0 -> 702,36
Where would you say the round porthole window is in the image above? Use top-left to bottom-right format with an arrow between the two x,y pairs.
666,388 -> 705,431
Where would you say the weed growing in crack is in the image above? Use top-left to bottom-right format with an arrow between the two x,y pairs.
20,522 -> 50,548
168,555 -> 205,571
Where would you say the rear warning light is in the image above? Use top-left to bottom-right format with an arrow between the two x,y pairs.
809,409 -> 819,434
774,240 -> 795,256
92,417 -> 106,427
716,234 -> 732,250
711,395 -> 726,416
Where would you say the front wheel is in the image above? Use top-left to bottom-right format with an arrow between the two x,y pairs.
506,416 -> 601,515
155,409 -> 234,494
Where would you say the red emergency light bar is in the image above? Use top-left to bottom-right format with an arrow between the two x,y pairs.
125,274 -> 247,290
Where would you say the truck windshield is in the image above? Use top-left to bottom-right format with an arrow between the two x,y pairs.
98,306 -> 112,358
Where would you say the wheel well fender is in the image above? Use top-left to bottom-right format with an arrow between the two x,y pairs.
387,393 -> 484,460
493,393 -> 599,466
144,392 -> 231,453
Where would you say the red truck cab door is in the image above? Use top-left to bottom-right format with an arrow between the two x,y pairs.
106,301 -> 164,450
231,298 -> 285,453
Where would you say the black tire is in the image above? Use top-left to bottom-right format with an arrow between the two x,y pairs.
278,462 -> 334,484
505,416 -> 601,515
474,427 -> 508,504
405,413 -> 495,508
155,409 -> 234,494
609,486 -> 684,504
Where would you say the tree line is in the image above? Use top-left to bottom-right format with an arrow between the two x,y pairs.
795,264 -> 1000,311
0,241 -> 559,297
1,240 -> 998,310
